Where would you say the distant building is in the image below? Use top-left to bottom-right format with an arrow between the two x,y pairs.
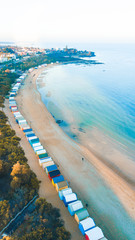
0,52 -> 16,62
11,69 -> 16,73
0,54 -> 8,62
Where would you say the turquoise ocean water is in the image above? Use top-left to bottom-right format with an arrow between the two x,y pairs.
38,44 -> 135,159
37,44 -> 135,239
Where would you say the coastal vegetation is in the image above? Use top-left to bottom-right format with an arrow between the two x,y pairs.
0,103 -> 70,240
0,72 -> 19,97
11,198 -> 70,240
0,110 -> 39,228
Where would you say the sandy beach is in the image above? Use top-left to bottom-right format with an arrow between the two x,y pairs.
5,65 -> 135,239
4,76 -> 84,239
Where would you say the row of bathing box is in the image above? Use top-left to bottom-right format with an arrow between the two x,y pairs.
22,126 -> 56,173
9,72 -> 107,240
11,116 -> 106,239
42,158 -> 104,239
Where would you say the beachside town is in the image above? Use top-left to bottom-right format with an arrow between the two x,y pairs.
0,45 -> 94,64
0,45 -> 97,80
0,46 -> 45,63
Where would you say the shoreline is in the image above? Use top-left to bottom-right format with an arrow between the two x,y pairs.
37,63 -> 135,186
13,65 -> 135,238
36,65 -> 135,216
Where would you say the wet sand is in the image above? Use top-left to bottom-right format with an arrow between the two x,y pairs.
5,65 -> 135,239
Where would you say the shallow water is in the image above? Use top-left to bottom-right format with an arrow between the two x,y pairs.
37,44 -> 135,239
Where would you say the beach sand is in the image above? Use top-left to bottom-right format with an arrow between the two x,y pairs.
4,65 -> 135,239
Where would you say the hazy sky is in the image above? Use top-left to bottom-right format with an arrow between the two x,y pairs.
0,0 -> 135,44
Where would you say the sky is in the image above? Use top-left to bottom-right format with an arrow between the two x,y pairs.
0,0 -> 135,45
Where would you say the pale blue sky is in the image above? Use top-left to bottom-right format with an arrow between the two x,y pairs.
0,0 -> 135,44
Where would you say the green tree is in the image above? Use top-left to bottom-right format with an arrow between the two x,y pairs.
0,159 -> 10,176
20,227 -> 53,240
10,162 -> 30,188
10,162 -> 39,192
0,200 -> 11,229
56,227 -> 71,240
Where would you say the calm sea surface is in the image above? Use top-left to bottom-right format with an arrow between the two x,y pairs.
37,44 -> 135,239
38,44 -> 135,154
